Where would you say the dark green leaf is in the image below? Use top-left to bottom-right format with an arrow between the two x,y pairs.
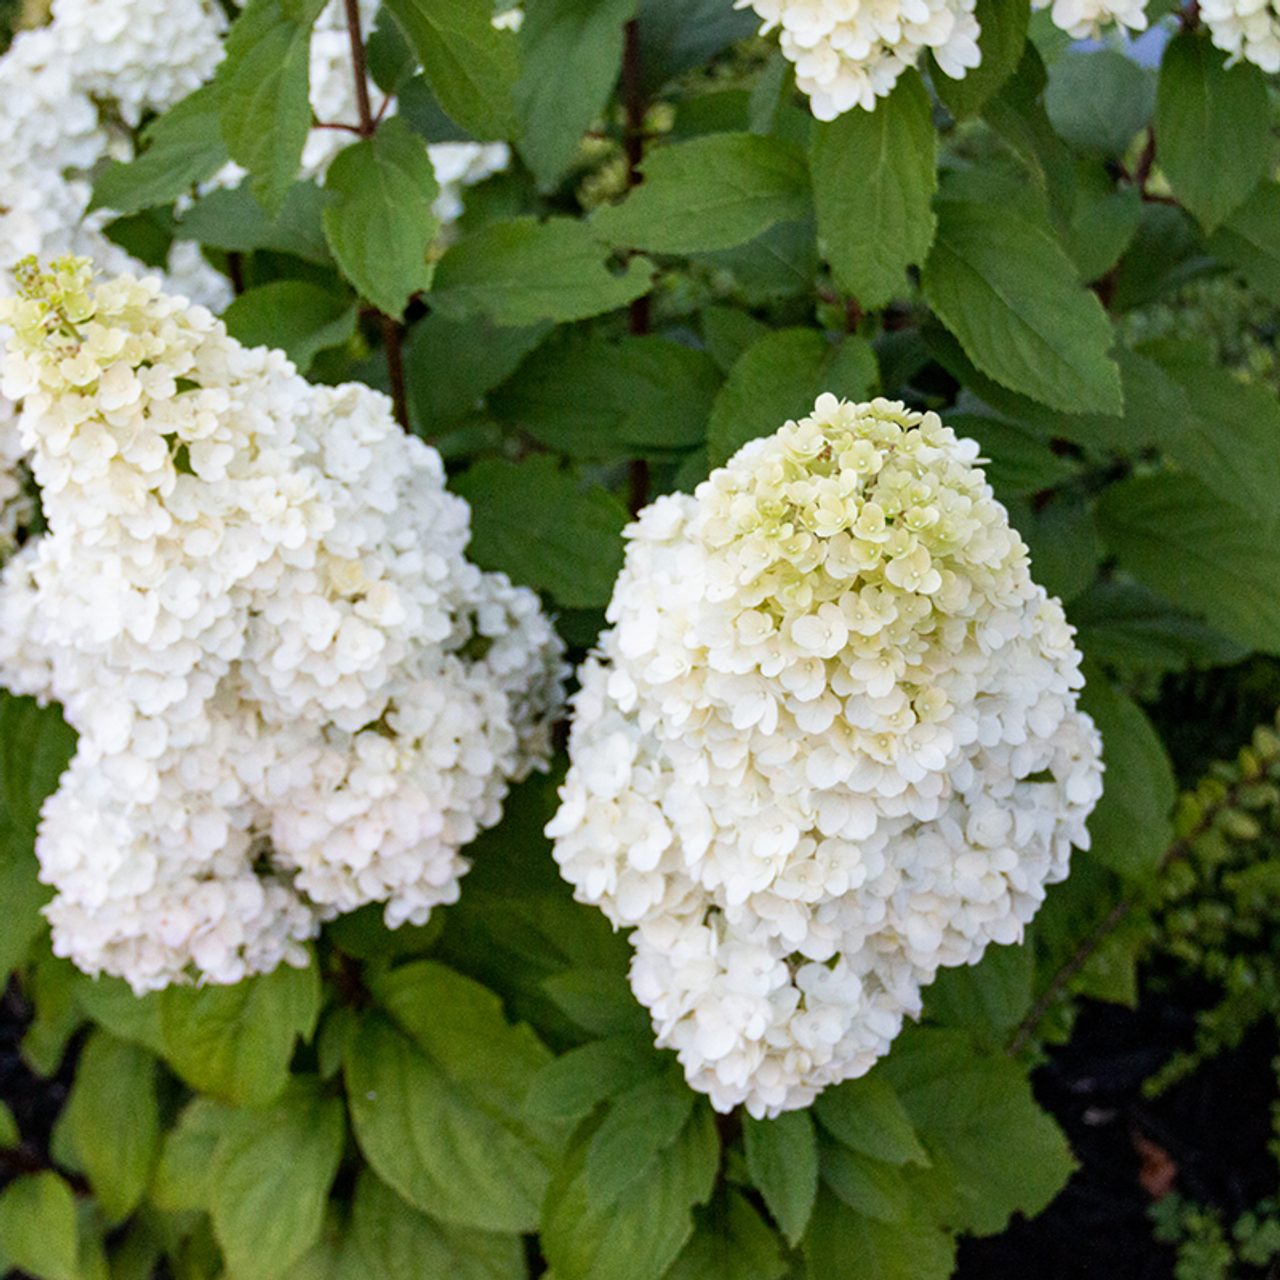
1208,181 -> 1280,307
743,1107 -> 818,1246
1155,29 -> 1270,232
173,181 -> 334,264
1045,50 -> 1155,156
813,1074 -> 929,1167
1066,165 -> 1141,284
810,73 -> 936,307
525,1033 -> 665,1125
695,216 -> 818,303
212,1078 -> 345,1280
322,117 -> 439,318
0,1173 -> 79,1280
90,85 -> 228,215
1008,489 -> 1101,604
431,216 -> 654,325
819,1139 -> 912,1223
452,455 -> 628,608
700,306 -> 769,374
665,1188 -> 787,1280
636,0 -> 759,93
585,1072 -> 695,1205
929,0 -> 1028,118
514,0 -> 635,188
541,968 -> 649,1036
222,281 -> 356,372
922,940 -> 1035,1051
592,133 -> 811,254
383,0 -> 520,140
1107,201 -> 1215,312
0,1102 -> 16,1148
802,1186 -> 955,1280
942,413 -> 1077,497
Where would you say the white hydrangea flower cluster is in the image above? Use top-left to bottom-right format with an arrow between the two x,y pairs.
548,395 -> 1103,1117
0,259 -> 565,992
1199,0 -> 1280,72
736,0 -> 981,118
1030,0 -> 1148,40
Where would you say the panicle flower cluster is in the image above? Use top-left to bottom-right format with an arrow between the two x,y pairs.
548,395 -> 1103,1117
0,259 -> 566,991
1029,0 -> 1148,39
1199,0 -> 1280,72
736,0 -> 980,118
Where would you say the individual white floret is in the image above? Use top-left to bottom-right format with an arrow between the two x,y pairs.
1200,0 -> 1280,72
0,258 -> 565,990
548,394 -> 1103,1116
1030,0 -> 1148,38
737,0 -> 981,118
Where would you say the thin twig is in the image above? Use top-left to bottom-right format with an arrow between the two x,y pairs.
622,17 -> 650,514
342,0 -> 375,140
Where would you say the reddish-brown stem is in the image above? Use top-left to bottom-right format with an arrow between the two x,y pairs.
622,17 -> 650,513
342,0 -> 410,432
311,120 -> 364,133
226,250 -> 245,297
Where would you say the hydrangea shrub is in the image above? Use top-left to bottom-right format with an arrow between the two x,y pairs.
0,0 -> 1274,1276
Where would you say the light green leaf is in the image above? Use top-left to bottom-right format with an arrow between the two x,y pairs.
0,1173 -> 79,1280
452,455 -> 628,608
490,331 -> 721,456
541,969 -> 649,1037
159,958 -> 321,1105
743,1108 -> 818,1247
1208,181 -> 1280,307
63,1031 -> 159,1223
1078,668 -> 1175,879
810,73 -> 936,308
72,976 -> 166,1057
514,0 -> 635,188
213,0 -> 326,215
1045,50 -> 1155,156
592,133 -> 811,254
150,1097 -> 231,1213
322,117 -> 439,318
922,187 -> 1121,415
89,85 -> 228,215
706,328 -> 878,466
819,1140 -> 912,1224
222,281 -> 356,372
802,1186 -> 955,1280
344,1014 -> 552,1232
173,180 -> 334,264
384,0 -> 520,139
1155,29 -> 1270,233
813,1074 -> 929,1167
212,1078 -> 345,1280
1096,472 -> 1280,655
665,1189 -> 786,1280
584,1073 -> 695,1206
525,1034 -> 664,1126
929,0 -> 1028,118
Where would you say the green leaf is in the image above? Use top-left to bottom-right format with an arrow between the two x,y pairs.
384,0 -> 520,139
701,307 -> 770,374
173,181 -> 334,264
542,1102 -> 720,1280
1155,29 -> 1270,233
541,969 -> 649,1036
0,1173 -> 80,1280
942,413 -> 1076,498
1096,473 -> 1280,655
212,1078 -> 345,1280
431,216 -> 654,325
592,133 -> 811,255
150,1098 -> 231,1213
879,1029 -> 1075,1235
706,329 -> 878,467
666,1188 -> 787,1280
452,455 -> 628,608
526,1033 -> 664,1125
62,1031 -> 159,1223
635,0 -> 759,93
584,1072 -> 695,1206
1007,489 -> 1101,604
1077,669 -> 1175,879
0,1102 -> 17,1147
514,0 -> 635,188
1108,201 -> 1215,313
213,0 -> 325,215
1045,50 -> 1155,156
695,216 -> 818,303
1208,181 -> 1280,308
743,1108 -> 818,1246
819,1139 -> 912,1223
72,976 -> 166,1057
490,331 -> 721,457
810,73 -> 936,308
159,958 -> 321,1105
344,1013 -> 553,1232
929,0 -> 1028,118
339,1169 -> 526,1280
89,85 -> 229,215
322,117 -> 439,318
802,1186 -> 955,1280
922,184 -> 1121,415
922,940 -> 1035,1051
1066,165 -> 1141,284
813,1074 -> 929,1167
404,313 -> 550,430
222,281 -> 356,373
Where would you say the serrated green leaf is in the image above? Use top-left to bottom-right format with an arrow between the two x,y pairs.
213,0 -> 325,215
90,85 -> 228,216
222,281 -> 356,373
592,133 -> 811,255
706,329 -> 877,466
542,1102 -> 720,1280
802,1186 -> 955,1280
923,188 -> 1121,415
665,1188 -> 787,1280
1096,473 -> 1280,655
452,455 -> 627,608
150,1098 -> 231,1213
525,1033 -> 664,1125
929,0 -> 1028,118
1045,50 -> 1154,157
1077,668 -> 1175,879
810,73 -> 935,308
1208,181 -> 1280,308
384,0 -> 519,139
322,117 -> 439,318
490,331 -> 721,457
344,1014 -> 552,1232
0,1174 -> 80,1280
743,1108 -> 817,1247
813,1074 -> 929,1167
212,1078 -> 344,1280
173,180 -> 334,264
1155,29 -> 1270,233
514,0 -> 635,188
159,958 -> 321,1105
62,1031 -> 158,1223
